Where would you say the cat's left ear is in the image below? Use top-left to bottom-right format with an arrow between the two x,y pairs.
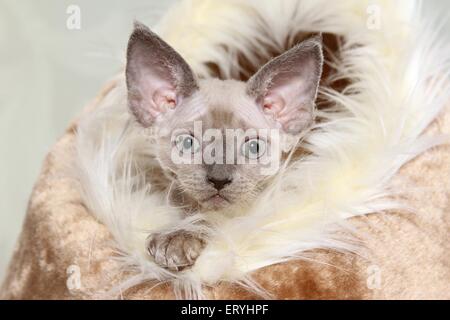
126,21 -> 198,127
247,35 -> 323,134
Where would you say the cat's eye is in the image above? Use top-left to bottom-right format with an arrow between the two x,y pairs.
241,138 -> 266,159
175,134 -> 200,154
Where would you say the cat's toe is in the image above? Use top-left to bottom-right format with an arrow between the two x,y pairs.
165,233 -> 204,271
183,236 -> 203,261
146,233 -> 170,267
146,231 -> 205,271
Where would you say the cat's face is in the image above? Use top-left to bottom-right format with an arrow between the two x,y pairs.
126,22 -> 323,211
153,79 -> 284,210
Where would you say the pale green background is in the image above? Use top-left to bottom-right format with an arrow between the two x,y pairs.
0,0 -> 449,282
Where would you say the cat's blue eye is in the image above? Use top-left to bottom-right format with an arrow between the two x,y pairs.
175,134 -> 200,154
241,138 -> 266,159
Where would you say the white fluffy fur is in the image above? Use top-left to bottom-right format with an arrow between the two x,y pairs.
75,0 -> 450,299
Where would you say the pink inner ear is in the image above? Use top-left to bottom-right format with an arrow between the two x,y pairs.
261,75 -> 315,133
262,76 -> 306,118
262,93 -> 285,117
126,24 -> 199,127
247,37 -> 322,134
136,66 -> 178,120
153,88 -> 177,110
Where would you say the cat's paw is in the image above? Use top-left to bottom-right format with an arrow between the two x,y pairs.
146,230 -> 205,271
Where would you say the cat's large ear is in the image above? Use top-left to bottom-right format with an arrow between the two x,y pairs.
247,35 -> 323,134
126,21 -> 198,126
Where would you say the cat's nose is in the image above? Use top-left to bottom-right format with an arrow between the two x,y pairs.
208,177 -> 232,191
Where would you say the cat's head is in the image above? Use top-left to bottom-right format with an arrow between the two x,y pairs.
126,22 -> 323,211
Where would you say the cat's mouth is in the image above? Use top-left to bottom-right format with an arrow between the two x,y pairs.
202,193 -> 230,209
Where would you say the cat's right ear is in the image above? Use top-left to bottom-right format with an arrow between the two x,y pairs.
126,21 -> 198,127
247,35 -> 323,135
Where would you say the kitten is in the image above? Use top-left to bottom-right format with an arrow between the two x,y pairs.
125,22 -> 323,271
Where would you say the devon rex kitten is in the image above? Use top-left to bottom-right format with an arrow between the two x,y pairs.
126,22 -> 323,271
